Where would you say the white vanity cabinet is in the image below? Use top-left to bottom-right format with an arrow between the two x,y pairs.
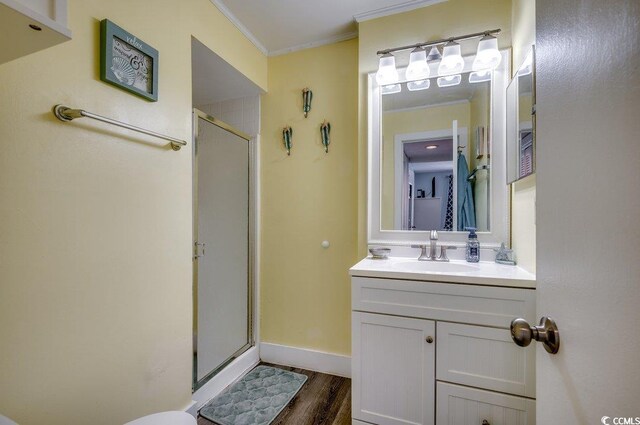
351,275 -> 537,425
352,312 -> 435,425
1,0 -> 72,64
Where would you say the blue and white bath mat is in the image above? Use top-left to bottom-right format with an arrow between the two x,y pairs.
199,365 -> 307,425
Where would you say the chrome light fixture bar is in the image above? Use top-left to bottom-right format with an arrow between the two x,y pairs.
376,28 -> 501,57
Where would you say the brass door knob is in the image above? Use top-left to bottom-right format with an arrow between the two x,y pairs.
510,316 -> 560,354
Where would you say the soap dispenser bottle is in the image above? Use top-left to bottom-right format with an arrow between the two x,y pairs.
465,227 -> 480,263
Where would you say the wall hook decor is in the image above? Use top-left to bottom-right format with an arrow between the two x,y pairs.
302,88 -> 313,118
282,126 -> 293,156
320,120 -> 331,153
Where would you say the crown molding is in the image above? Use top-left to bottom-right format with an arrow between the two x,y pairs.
268,31 -> 358,57
209,0 -> 269,56
353,0 -> 448,23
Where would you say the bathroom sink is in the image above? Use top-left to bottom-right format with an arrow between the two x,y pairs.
391,260 -> 480,274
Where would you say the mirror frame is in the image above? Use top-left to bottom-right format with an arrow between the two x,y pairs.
368,50 -> 510,248
507,46 -> 536,184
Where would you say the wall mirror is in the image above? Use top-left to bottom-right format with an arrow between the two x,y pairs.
507,46 -> 536,183
368,51 -> 510,247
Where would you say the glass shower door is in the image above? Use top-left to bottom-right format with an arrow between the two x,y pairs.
193,110 -> 252,389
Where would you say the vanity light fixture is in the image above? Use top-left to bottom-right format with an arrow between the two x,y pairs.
437,74 -> 462,87
381,84 -> 402,95
426,145 -> 438,150
376,53 -> 399,85
375,28 -> 501,85
438,41 -> 465,76
426,46 -> 442,62
406,47 -> 430,81
469,70 -> 492,83
472,34 -> 502,71
407,79 -> 430,91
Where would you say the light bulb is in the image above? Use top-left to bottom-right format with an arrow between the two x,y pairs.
405,47 -> 430,81
437,74 -> 462,87
407,79 -> 430,91
381,84 -> 401,95
473,34 -> 501,71
469,70 -> 492,83
376,53 -> 399,85
438,41 -> 464,76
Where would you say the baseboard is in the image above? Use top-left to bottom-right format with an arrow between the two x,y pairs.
260,343 -> 351,378
191,346 -> 260,411
183,400 -> 198,418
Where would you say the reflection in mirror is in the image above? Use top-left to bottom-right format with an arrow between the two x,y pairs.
381,72 -> 491,232
507,47 -> 535,183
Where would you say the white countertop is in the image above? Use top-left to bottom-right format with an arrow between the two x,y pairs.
350,256 -> 536,288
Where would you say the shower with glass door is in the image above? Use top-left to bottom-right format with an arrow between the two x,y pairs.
192,109 -> 255,390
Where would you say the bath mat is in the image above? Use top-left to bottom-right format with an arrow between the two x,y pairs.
199,365 -> 307,425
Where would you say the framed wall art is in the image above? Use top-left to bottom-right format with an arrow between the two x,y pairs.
100,19 -> 159,101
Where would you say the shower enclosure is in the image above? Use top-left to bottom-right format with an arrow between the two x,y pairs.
192,109 -> 254,390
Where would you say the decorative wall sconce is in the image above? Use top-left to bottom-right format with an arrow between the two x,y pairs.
302,88 -> 313,118
320,120 -> 331,153
282,126 -> 293,156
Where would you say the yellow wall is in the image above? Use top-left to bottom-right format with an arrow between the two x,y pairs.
381,103 -> 471,228
0,0 -> 266,424
357,0 -> 513,255
260,40 -> 358,355
511,0 -> 536,273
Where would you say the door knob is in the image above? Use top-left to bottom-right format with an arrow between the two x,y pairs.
510,316 -> 560,354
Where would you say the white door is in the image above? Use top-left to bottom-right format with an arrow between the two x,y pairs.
451,120 -> 458,232
352,312 -> 435,425
534,1 -> 640,423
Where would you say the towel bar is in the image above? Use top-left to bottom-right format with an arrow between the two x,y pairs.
52,104 -> 187,151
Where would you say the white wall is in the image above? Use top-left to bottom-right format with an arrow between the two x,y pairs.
197,95 -> 260,137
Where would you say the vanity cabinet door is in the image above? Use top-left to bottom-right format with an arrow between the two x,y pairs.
436,322 -> 536,398
436,382 -> 535,425
352,312 -> 435,425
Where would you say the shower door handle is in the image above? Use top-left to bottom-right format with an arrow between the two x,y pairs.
194,242 -> 206,259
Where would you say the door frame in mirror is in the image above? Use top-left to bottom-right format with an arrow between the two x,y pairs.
368,50 -> 510,248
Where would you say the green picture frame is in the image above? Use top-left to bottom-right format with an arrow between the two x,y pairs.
100,19 -> 159,101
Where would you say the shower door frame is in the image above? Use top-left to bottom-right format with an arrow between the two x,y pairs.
192,108 -> 256,392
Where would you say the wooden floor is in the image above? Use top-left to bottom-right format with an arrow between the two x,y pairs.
197,363 -> 351,425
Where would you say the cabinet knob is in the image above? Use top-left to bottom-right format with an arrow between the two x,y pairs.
482,421 -> 490,425
426,336 -> 434,343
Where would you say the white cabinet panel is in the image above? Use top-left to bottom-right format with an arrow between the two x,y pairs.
352,277 -> 535,328
352,312 -> 435,425
436,382 -> 535,425
436,323 -> 535,398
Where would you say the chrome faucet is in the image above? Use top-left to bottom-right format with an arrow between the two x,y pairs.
413,230 -> 457,262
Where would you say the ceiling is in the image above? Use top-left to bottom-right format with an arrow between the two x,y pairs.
209,0 -> 447,56
192,37 -> 262,105
404,139 -> 453,163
